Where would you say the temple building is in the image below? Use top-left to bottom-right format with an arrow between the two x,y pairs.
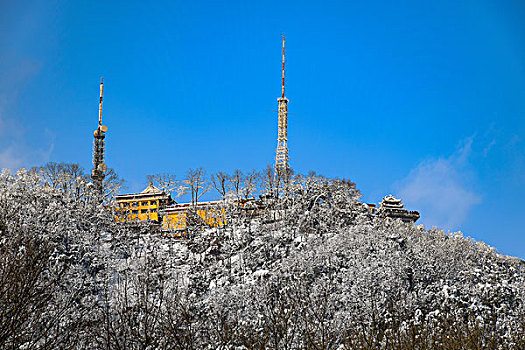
114,184 -> 174,222
115,184 -> 227,233
376,195 -> 420,223
114,186 -> 420,232
160,201 -> 226,234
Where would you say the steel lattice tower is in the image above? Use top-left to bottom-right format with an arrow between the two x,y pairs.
275,35 -> 289,176
91,77 -> 108,189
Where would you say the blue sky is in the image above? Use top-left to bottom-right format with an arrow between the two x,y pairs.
1,0 -> 524,258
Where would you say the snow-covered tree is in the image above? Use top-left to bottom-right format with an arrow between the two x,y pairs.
146,173 -> 178,195
1,165 -> 524,349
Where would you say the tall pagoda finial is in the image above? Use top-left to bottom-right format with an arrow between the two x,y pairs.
91,77 -> 108,190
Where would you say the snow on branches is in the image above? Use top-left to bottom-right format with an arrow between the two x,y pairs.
0,165 -> 524,349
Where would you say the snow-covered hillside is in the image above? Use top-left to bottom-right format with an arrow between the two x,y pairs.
1,168 -> 524,349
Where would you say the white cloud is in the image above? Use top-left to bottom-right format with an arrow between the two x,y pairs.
396,137 -> 481,230
0,57 -> 41,126
0,146 -> 24,169
0,141 -> 54,171
0,56 -> 51,170
483,139 -> 496,157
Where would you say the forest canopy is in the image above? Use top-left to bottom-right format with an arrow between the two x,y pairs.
0,164 -> 524,349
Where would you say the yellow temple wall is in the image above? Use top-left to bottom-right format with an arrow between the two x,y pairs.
162,207 -> 226,232
115,197 -> 161,222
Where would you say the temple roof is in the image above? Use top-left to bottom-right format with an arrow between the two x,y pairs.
380,195 -> 405,209
115,184 -> 172,201
377,194 -> 419,223
141,183 -> 163,194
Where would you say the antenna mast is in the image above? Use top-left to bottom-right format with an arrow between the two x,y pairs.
275,35 -> 290,177
98,77 -> 103,127
282,34 -> 285,99
91,77 -> 108,190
